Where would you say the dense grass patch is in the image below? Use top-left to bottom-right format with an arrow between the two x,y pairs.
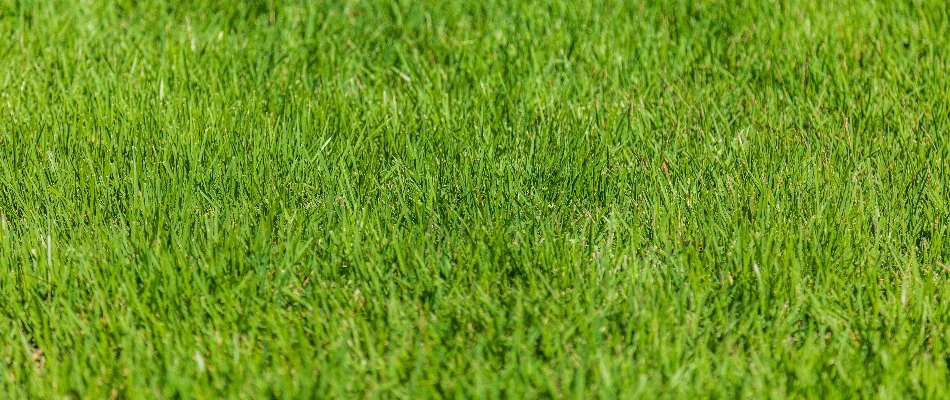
1,0 -> 949,397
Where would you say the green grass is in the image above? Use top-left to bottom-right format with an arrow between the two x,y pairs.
1,0 -> 949,397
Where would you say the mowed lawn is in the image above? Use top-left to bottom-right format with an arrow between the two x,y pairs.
1,0 -> 949,397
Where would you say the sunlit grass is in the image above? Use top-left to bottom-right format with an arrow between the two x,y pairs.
1,0 -> 949,397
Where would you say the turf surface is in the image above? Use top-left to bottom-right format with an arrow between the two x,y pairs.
1,0 -> 949,397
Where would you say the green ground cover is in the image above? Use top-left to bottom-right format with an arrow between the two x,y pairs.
1,0 -> 949,397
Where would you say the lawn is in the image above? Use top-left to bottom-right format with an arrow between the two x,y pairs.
1,0 -> 949,397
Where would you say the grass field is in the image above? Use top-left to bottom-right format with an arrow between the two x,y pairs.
1,0 -> 949,397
